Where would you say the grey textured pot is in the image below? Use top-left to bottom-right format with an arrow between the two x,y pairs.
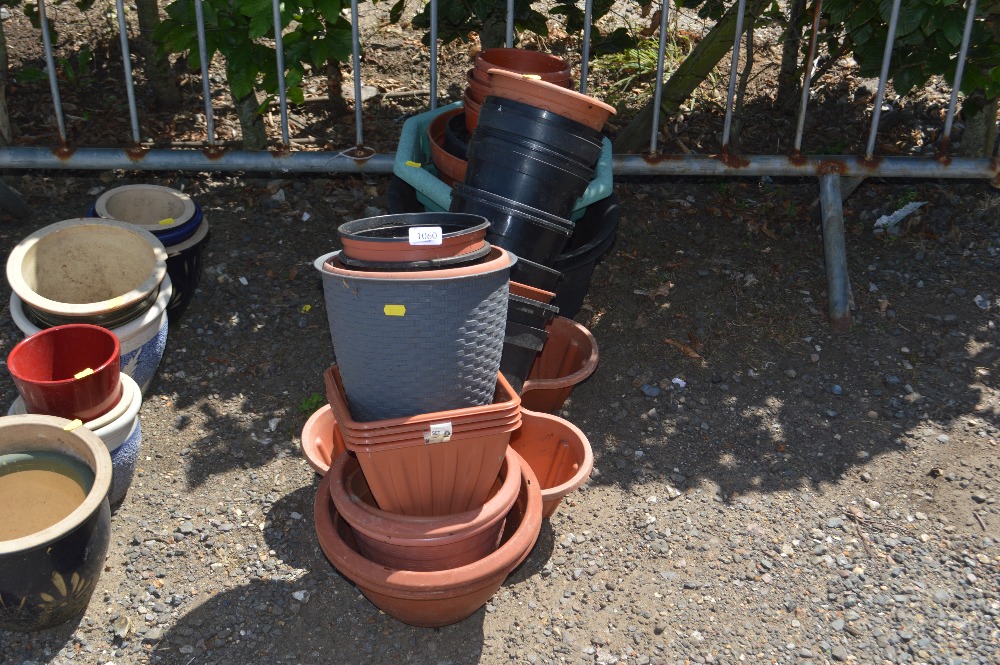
314,247 -> 514,421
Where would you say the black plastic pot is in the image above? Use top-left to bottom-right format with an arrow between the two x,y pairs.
500,320 -> 548,394
508,293 -> 559,329
510,255 -> 563,292
465,132 -> 592,218
449,184 -> 573,266
477,96 -> 603,169
551,195 -> 620,318
444,111 -> 471,159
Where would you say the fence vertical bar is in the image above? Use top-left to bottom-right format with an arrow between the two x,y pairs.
114,0 -> 142,144
793,0 -> 823,153
649,1 -> 672,154
271,0 -> 290,145
720,0 -> 747,150
819,173 -> 852,331
193,0 -> 217,145
429,0 -> 438,110
506,0 -> 515,48
865,0 -> 901,160
350,0 -> 365,147
37,0 -> 68,144
580,0 -> 594,94
941,0 -> 977,146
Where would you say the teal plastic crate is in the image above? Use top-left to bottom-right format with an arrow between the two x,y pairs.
393,102 -> 613,221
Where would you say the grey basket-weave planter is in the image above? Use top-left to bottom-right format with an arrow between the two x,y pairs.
315,248 -> 514,421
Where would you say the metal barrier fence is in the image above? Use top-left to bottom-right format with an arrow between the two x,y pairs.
0,0 -> 997,329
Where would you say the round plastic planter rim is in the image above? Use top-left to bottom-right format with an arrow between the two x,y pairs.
316,246 -> 514,282
6,217 -> 168,320
93,184 -> 197,233
0,414 -> 112,556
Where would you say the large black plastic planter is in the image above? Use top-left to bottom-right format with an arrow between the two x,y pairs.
450,184 -> 573,266
500,320 -> 548,393
551,196 -> 620,317
477,97 -> 603,169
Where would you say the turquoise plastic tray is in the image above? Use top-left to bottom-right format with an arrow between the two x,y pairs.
393,102 -> 613,221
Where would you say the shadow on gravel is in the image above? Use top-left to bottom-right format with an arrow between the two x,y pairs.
0,614 -> 83,664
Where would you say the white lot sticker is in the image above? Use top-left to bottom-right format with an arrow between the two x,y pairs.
424,421 -> 453,444
409,226 -> 443,246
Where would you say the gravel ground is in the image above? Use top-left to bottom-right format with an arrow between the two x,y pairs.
0,171 -> 996,665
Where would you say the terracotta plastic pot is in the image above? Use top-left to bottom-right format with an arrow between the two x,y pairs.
313,447 -> 542,627
521,316 -> 599,412
510,281 -> 556,304
6,218 -> 167,326
299,404 -> 348,476
0,414 -> 112,631
464,91 -> 482,134
466,69 -> 490,105
339,211 -> 488,265
6,324 -> 121,422
11,276 -> 172,396
509,408 -> 593,518
324,365 -> 520,440
488,69 -> 615,132
315,248 -> 513,422
474,48 -> 571,86
428,108 -> 469,185
330,448 -> 520,571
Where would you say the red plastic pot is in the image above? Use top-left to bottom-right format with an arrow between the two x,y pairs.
520,316 -> 599,412
509,408 -> 593,518
300,404 -> 348,475
329,448 -> 521,571
313,448 -> 542,627
6,323 -> 122,421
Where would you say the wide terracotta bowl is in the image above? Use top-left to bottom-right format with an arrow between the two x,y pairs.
473,48 -> 572,86
329,448 -> 521,571
520,316 -> 599,412
509,408 -> 593,518
6,324 -> 122,422
487,69 -> 615,132
299,404 -> 348,475
314,448 -> 542,627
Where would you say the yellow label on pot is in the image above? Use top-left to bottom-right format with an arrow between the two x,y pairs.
73,368 -> 94,379
159,217 -> 176,226
523,74 -> 542,80
405,160 -> 421,168
383,304 -> 406,317
62,419 -> 83,431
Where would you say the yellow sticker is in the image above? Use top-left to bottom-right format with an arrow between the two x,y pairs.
383,304 -> 406,317
62,419 -> 83,431
405,160 -> 422,168
159,217 -> 176,226
523,74 -> 542,80
73,367 -> 94,379
301,304 -> 312,313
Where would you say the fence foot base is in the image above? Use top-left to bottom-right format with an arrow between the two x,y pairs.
819,173 -> 853,332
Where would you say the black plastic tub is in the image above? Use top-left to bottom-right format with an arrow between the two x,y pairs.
551,195 -> 620,317
508,293 -> 559,329
449,184 -> 573,266
464,132 -> 592,219
500,320 -> 548,393
477,96 -> 603,169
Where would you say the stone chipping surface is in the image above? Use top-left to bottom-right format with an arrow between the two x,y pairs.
0,173 -> 997,664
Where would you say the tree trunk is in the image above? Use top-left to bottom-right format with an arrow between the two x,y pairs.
613,0 -> 772,154
135,0 -> 181,109
233,87 -> 267,150
479,14 -> 507,50
729,16 -> 755,154
326,61 -> 349,117
775,0 -> 806,113
0,18 -> 12,145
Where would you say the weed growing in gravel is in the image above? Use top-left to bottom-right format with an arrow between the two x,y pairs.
298,392 -> 324,414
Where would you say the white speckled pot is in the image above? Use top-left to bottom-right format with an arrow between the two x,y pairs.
9,374 -> 143,504
10,277 -> 171,396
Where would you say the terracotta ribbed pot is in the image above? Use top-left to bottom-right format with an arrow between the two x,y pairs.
299,404 -> 348,476
509,408 -> 593,518
487,69 -> 615,132
329,448 -> 520,571
520,316 -> 599,412
313,448 -> 542,627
